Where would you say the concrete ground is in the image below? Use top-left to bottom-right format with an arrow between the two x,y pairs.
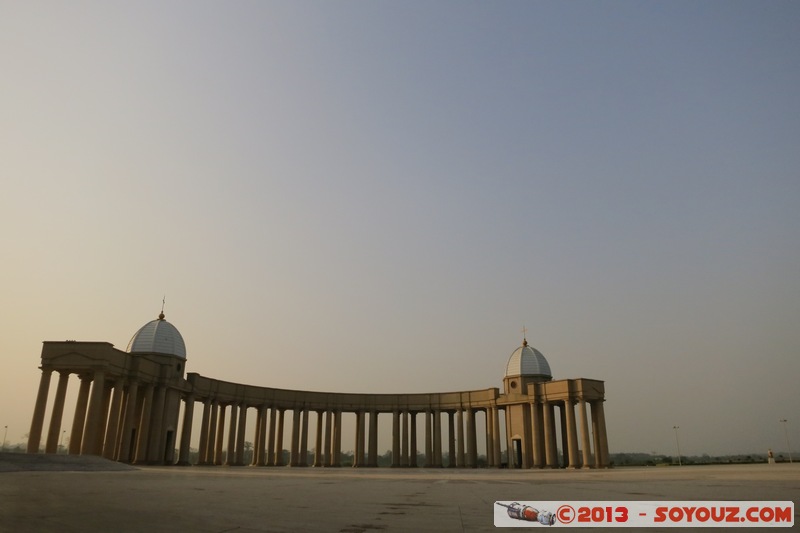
1,453 -> 797,532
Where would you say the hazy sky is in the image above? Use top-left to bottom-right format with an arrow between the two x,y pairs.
2,1 -> 799,458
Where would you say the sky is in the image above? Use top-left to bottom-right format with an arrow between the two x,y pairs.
1,1 -> 799,459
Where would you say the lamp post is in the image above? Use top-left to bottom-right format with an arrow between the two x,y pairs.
2,425 -> 7,452
780,419 -> 792,464
673,426 -> 682,466
60,430 -> 66,454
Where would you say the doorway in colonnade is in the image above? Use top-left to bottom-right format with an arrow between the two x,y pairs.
164,430 -> 174,464
512,438 -> 522,468
126,429 -> 137,463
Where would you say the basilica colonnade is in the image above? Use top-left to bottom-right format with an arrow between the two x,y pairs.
27,316 -> 609,469
27,343 -> 609,468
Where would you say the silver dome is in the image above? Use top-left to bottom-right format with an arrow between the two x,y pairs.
505,341 -> 552,379
127,313 -> 186,358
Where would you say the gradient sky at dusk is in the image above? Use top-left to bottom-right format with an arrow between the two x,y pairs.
2,1 -> 799,457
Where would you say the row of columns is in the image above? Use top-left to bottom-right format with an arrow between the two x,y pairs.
29,368 -> 608,469
191,403 -> 356,467
506,398 -> 609,469
184,402 -> 508,469
388,409 -> 499,468
27,368 -> 178,465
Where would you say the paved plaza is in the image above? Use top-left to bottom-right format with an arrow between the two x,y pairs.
1,454 -> 797,532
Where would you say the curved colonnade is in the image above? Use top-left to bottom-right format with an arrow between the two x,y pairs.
27,338 -> 609,469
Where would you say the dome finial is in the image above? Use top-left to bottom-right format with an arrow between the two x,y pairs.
521,325 -> 528,347
159,295 -> 166,320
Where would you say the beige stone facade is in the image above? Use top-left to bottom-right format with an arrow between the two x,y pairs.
27,316 -> 609,468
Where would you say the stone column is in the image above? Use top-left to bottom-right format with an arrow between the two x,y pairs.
333,410 -> 342,466
45,371 -> 70,453
27,367 -> 53,454
492,407 -> 502,468
252,406 -> 263,466
400,411 -> 409,466
447,412 -> 456,467
368,411 -> 378,467
560,405 -> 569,467
523,404 -> 535,468
267,407 -> 277,466
409,412 -> 417,467
531,401 -> 543,468
466,408 -> 477,468
593,401 -> 609,468
226,403 -> 238,465
456,409 -> 465,467
353,410 -> 364,467
578,399 -> 592,468
314,411 -> 324,466
178,393 -> 195,465
564,399 -> 580,469
94,383 -> 113,454
323,410 -> 332,467
275,409 -> 285,466
207,401 -> 218,465
81,370 -> 106,455
299,408 -> 309,467
69,375 -> 92,455
485,408 -> 494,467
102,382 -> 124,459
433,410 -> 442,467
391,410 -> 400,467
504,407 -> 515,469
357,410 -> 366,467
257,405 -> 268,465
235,404 -> 247,466
352,411 -> 360,467
197,399 -> 212,465
214,404 -> 226,465
114,391 -> 127,459
117,381 -> 138,462
134,384 -> 154,463
543,401 -> 557,468
146,385 -> 167,463
424,410 -> 433,467
290,408 -> 301,466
